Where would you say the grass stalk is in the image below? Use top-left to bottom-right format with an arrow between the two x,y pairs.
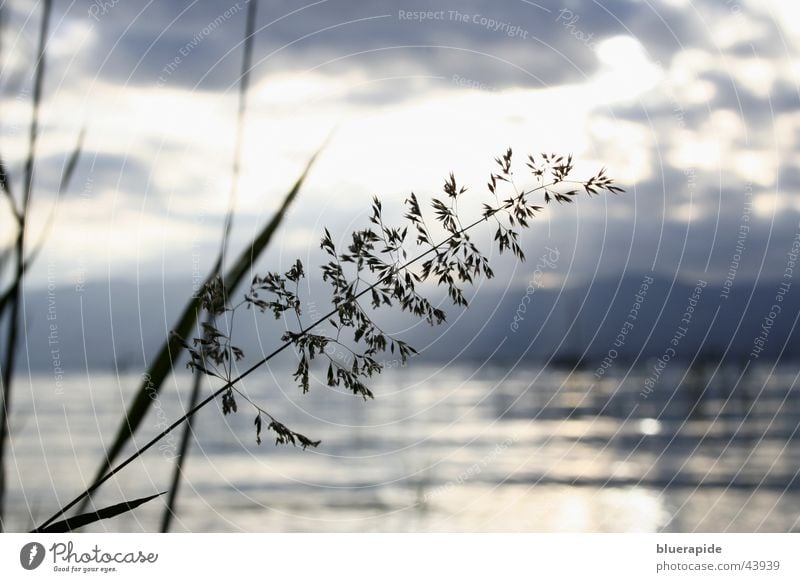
75,142 -> 324,516
0,0 -> 52,532
0,128 -> 84,319
33,179 -> 561,533
160,0 -> 258,532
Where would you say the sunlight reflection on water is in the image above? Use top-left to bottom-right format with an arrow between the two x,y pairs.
7,363 -> 800,532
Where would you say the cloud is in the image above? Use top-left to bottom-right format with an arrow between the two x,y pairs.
1,0 -> 797,292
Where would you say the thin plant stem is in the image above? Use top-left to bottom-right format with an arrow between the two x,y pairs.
160,0 -> 258,533
0,0 -> 52,532
33,180 -> 558,533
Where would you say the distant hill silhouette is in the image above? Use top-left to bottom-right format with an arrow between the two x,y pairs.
12,272 -> 800,373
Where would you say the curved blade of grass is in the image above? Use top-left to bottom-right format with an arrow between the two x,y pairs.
0,154 -> 15,214
0,0 -> 52,532
35,491 -> 166,533
77,144 -> 325,514
34,170 -> 613,533
0,127 -> 85,319
161,0 -> 258,533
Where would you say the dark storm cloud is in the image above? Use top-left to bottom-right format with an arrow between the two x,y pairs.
700,71 -> 800,119
8,0 -> 795,286
779,163 -> 800,191
604,75 -> 796,135
21,150 -> 152,200
51,0 -> 718,95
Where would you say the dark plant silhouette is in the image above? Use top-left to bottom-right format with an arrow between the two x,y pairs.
1,0 -> 312,532
70,148 -> 322,525
160,0 -> 259,533
0,0 -> 84,531
38,492 -> 167,534
33,149 -> 622,532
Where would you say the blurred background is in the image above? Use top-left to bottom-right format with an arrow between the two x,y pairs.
1,0 -> 799,532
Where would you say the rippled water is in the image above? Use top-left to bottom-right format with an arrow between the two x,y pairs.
6,363 -> 800,532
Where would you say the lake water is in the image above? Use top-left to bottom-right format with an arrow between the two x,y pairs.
5,362 -> 800,532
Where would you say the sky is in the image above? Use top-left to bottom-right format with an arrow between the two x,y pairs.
4,1 -> 800,538
1,0 -> 799,296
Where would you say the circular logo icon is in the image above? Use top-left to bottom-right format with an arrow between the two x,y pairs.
20,542 -> 46,570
